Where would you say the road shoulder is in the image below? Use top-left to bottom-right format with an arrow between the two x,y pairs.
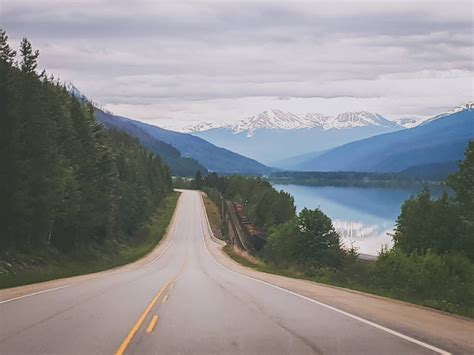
0,192 -> 183,303
199,193 -> 474,354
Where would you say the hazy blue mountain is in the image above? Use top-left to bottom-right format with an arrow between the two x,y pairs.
399,161 -> 460,180
194,125 -> 400,165
96,111 -> 206,177
293,107 -> 473,173
96,111 -> 271,175
272,150 -> 326,170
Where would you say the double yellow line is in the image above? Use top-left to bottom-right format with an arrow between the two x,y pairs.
114,274 -> 178,355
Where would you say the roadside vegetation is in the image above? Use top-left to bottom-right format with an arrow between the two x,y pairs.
203,142 -> 474,317
200,173 -> 295,232
202,193 -> 223,240
0,30 -> 176,287
0,193 -> 178,289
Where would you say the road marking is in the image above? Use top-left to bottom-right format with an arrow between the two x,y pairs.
0,283 -> 74,305
170,283 -> 175,289
0,195 -> 184,306
197,192 -> 451,355
162,294 -> 168,303
142,210 -> 183,268
146,315 -> 159,333
115,276 -> 175,355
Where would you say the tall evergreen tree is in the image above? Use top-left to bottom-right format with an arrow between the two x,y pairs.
193,169 -> 203,189
19,37 -> 39,74
1,30 -> 172,252
0,29 -> 18,248
0,29 -> 16,64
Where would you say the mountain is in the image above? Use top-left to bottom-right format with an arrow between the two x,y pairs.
190,109 -> 401,136
420,103 -> 473,126
96,111 -> 206,177
292,104 -> 473,173
394,116 -> 429,128
191,110 -> 402,165
64,81 -> 85,99
399,161 -> 460,180
96,111 -> 271,175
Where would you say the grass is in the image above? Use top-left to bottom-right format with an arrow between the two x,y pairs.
202,193 -> 224,240
0,192 -> 179,289
222,244 -> 474,318
223,245 -> 260,268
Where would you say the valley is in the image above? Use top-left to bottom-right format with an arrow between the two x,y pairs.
1,2 -> 473,352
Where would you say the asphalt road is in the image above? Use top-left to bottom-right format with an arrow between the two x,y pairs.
0,191 -> 461,354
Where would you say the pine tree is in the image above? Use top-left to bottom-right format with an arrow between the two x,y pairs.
0,29 -> 16,65
1,29 -> 173,254
19,38 -> 39,74
0,29 -> 18,248
193,169 -> 203,189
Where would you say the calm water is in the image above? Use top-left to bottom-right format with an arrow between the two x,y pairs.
272,184 -> 444,256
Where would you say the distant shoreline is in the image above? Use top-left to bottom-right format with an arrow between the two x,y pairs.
268,171 -> 446,189
269,178 -> 442,188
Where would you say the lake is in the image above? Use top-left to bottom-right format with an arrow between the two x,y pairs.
272,184 -> 444,257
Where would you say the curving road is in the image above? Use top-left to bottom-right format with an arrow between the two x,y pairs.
0,190 -> 470,354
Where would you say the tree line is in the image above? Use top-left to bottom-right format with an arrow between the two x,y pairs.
393,141 -> 474,258
198,142 -> 474,315
0,29 -> 172,253
198,172 -> 348,269
199,173 -> 296,232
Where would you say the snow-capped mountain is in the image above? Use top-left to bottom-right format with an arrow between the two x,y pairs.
185,104 -> 471,135
186,110 -> 400,137
291,104 -> 473,173
395,117 -> 428,129
64,81 -> 105,109
64,81 -> 86,99
190,110 -> 403,164
229,110 -> 318,136
421,102 -> 473,126
190,104 -> 471,165
322,111 -> 398,130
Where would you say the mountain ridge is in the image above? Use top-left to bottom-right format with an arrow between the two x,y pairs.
291,107 -> 473,173
95,111 -> 272,175
178,109 -> 424,135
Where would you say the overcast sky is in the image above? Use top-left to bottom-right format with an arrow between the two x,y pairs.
2,0 -> 473,127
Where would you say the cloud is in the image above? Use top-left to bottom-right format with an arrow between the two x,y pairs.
2,0 -> 473,125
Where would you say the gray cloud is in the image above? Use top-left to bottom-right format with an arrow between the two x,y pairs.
2,0 -> 473,124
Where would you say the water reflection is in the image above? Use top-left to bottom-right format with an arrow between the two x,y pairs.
332,220 -> 393,255
273,184 -> 445,256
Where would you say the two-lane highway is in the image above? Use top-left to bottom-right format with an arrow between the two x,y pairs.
0,191 -> 456,354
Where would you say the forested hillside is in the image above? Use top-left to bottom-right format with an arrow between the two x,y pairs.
0,30 -> 172,254
96,111 -> 271,175
96,111 -> 207,177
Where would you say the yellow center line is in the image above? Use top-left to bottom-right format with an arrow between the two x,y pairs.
115,276 -> 175,355
162,294 -> 168,303
115,255 -> 187,355
146,315 -> 159,333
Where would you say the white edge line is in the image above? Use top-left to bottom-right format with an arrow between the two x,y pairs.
0,284 -> 74,305
196,192 -> 451,355
0,193 -> 184,305
142,209 -> 182,268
